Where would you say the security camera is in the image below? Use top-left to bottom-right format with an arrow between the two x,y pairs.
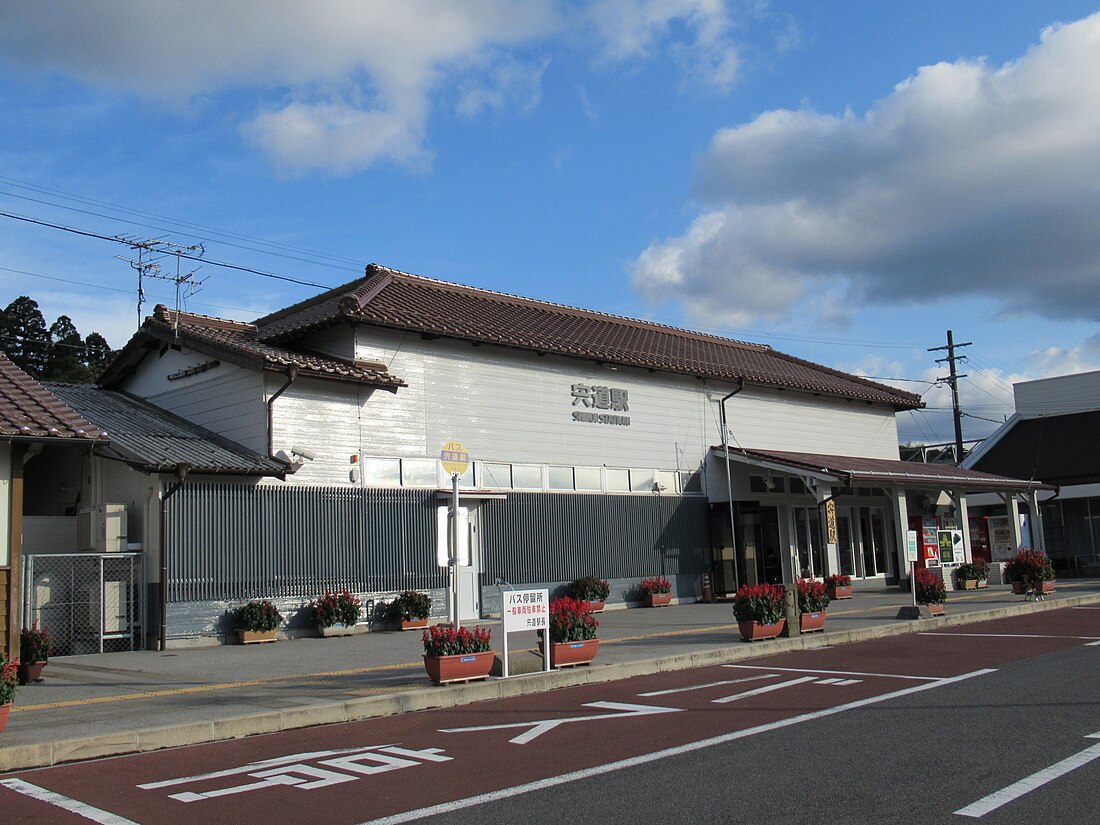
290,445 -> 317,461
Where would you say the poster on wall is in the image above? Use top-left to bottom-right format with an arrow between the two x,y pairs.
938,530 -> 964,565
987,516 -> 1015,561
922,525 -> 940,565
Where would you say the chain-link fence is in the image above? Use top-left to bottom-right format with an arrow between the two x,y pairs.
23,553 -> 144,655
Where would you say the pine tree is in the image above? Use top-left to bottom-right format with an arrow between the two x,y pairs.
46,315 -> 93,382
83,332 -> 115,378
1,296 -> 50,377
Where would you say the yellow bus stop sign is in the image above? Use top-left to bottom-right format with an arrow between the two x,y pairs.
440,440 -> 470,476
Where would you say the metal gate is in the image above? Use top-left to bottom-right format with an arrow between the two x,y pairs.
22,553 -> 144,655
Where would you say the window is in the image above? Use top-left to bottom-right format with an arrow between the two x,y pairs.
362,457 -> 400,487
402,459 -> 439,487
512,464 -> 543,490
574,467 -> 602,491
548,466 -> 574,490
630,469 -> 656,493
479,463 -> 512,490
679,470 -> 703,494
605,468 -> 630,492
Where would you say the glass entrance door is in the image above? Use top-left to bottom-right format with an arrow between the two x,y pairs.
856,506 -> 894,578
793,507 -> 824,578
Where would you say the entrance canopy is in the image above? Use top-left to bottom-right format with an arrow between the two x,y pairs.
713,447 -> 1056,494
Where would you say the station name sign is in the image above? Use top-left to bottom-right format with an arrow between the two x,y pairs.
571,383 -> 631,426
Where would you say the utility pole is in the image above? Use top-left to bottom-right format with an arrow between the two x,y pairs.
928,330 -> 971,465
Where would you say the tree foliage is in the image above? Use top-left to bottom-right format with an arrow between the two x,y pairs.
0,296 -> 117,381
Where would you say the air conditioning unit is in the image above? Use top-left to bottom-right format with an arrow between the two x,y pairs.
76,504 -> 127,552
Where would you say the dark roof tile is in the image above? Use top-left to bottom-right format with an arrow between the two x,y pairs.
256,265 -> 922,409
0,352 -> 107,440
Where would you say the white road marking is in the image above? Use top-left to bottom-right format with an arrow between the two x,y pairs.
137,746 -> 391,789
723,664 -> 938,681
815,678 -> 842,684
0,778 -> 141,825
439,701 -> 683,744
954,732 -> 1100,818
1087,640 -> 1100,646
834,679 -> 862,686
639,674 -> 778,696
711,676 -> 817,703
359,669 -> 996,825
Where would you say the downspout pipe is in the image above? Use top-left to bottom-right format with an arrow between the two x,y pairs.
720,379 -> 745,590
267,366 -> 299,460
159,462 -> 190,652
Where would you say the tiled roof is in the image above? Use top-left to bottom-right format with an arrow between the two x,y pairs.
46,382 -> 288,477
967,410 -> 1100,487
0,352 -> 107,441
256,265 -> 923,409
719,447 -> 1054,492
99,304 -> 405,390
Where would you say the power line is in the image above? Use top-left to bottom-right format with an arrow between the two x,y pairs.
0,210 -> 335,290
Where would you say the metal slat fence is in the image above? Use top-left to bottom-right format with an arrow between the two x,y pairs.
166,484 -> 443,602
479,492 -> 709,583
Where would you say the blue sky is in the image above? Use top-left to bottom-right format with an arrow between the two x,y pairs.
2,1 -> 1099,446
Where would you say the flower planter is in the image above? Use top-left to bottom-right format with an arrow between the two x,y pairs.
17,661 -> 46,685
738,618 -> 785,641
423,651 -> 495,685
799,611 -> 827,633
923,602 -> 945,616
237,629 -> 278,644
958,579 -> 978,590
539,639 -> 600,668
0,702 -> 11,735
827,585 -> 852,600
317,623 -> 358,637
1034,580 -> 1056,595
1011,580 -> 1026,595
401,617 -> 429,631
584,600 -> 606,614
643,592 -> 672,607
976,580 -> 988,589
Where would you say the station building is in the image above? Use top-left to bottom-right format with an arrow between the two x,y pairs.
14,265 -> 1047,647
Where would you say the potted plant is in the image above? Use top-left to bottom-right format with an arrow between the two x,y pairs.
915,568 -> 947,615
421,624 -> 494,684
312,589 -> 362,637
538,595 -> 600,667
955,562 -> 988,590
1005,549 -> 1055,597
825,573 -> 852,600
732,583 -> 786,641
639,575 -> 673,607
796,578 -> 830,633
18,622 -> 51,684
0,650 -> 16,735
236,599 -> 283,643
569,576 -> 610,612
390,590 -> 432,630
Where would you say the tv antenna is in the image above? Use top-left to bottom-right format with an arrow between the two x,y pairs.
117,238 -> 207,332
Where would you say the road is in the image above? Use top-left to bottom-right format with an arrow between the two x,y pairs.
3,606 -> 1098,824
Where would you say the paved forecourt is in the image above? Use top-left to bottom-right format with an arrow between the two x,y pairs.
2,606 -> 1098,824
1,581 -> 1099,774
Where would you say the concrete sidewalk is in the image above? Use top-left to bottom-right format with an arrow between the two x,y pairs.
3,580 -> 1100,772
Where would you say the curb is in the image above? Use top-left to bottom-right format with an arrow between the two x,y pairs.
3,591 -> 1098,773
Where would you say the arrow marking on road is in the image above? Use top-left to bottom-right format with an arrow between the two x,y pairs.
439,701 -> 683,744
954,731 -> 1100,818
711,676 -> 817,703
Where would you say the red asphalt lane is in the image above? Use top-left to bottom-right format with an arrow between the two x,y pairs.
3,607 -> 1098,824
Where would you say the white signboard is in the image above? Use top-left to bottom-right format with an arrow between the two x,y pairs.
906,530 -> 919,563
987,516 -> 1015,561
502,588 -> 549,633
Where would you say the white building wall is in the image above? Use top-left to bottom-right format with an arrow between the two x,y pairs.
0,442 -> 10,566
266,328 -> 902,487
1014,369 -> 1100,418
119,348 -> 269,454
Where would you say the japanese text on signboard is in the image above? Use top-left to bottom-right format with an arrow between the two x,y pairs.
502,589 -> 549,632
571,384 -> 631,426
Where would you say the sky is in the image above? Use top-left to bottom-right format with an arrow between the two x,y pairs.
2,1 -> 1100,447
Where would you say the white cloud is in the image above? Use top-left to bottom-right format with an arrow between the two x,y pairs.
632,13 -> 1100,326
0,0 -> 750,174
586,0 -> 741,88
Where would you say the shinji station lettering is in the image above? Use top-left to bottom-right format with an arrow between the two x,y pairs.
571,383 -> 631,426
